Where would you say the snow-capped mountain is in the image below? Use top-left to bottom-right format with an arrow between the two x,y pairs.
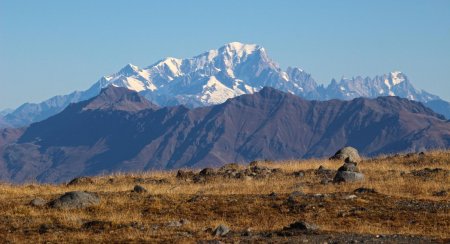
1,42 -> 449,128
321,72 -> 439,101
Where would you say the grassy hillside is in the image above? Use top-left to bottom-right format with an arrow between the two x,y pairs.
0,151 -> 449,242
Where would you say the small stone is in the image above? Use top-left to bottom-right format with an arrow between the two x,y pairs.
48,191 -> 100,210
213,224 -> 230,237
337,163 -> 360,173
180,219 -> 190,225
343,194 -> 358,200
320,179 -> 329,185
283,221 -> 318,232
38,224 -> 51,234
176,169 -> 195,180
199,168 -> 216,176
67,176 -> 94,186
82,220 -> 113,231
293,171 -> 305,177
354,187 -> 377,194
30,197 -> 46,207
167,220 -> 183,227
133,185 -> 147,193
432,190 -> 447,197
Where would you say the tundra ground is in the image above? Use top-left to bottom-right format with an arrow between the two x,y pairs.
0,151 -> 449,243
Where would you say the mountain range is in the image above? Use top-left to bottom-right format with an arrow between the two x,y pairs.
1,85 -> 449,183
1,42 -> 449,128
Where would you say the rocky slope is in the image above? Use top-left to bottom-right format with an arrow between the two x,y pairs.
1,86 -> 449,183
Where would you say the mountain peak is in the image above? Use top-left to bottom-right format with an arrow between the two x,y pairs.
220,42 -> 261,57
389,71 -> 406,85
118,63 -> 140,76
82,85 -> 157,112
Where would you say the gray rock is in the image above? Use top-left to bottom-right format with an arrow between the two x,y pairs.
330,146 -> 361,163
283,221 -> 318,232
337,163 -> 360,173
219,163 -> 240,172
334,171 -> 365,183
354,187 -> 377,194
213,224 -> 230,237
167,220 -> 183,227
432,190 -> 447,197
293,171 -> 305,177
29,197 -> 46,207
176,169 -> 195,180
199,168 -> 216,176
67,176 -> 94,186
48,191 -> 100,209
133,185 -> 147,193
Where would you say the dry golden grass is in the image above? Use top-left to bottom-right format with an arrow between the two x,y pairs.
0,150 -> 449,242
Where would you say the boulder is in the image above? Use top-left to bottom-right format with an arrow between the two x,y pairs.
333,171 -> 365,183
48,191 -> 100,209
29,197 -> 46,207
133,185 -> 148,193
330,146 -> 361,163
199,168 -> 216,176
213,224 -> 230,237
176,169 -> 195,180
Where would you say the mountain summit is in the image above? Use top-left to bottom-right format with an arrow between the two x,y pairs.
1,42 -> 449,128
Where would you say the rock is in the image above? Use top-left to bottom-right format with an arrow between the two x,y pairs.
82,220 -> 112,231
180,219 -> 190,225
343,194 -> 358,200
293,171 -> 305,177
330,146 -> 361,163
432,190 -> 447,197
167,220 -> 183,228
133,185 -> 148,193
67,176 -> 94,186
29,197 -> 46,207
38,224 -> 52,234
213,224 -> 230,237
249,161 -> 260,167
199,168 -> 216,176
333,171 -> 365,183
287,191 -> 305,203
354,187 -> 377,194
176,169 -> 195,180
337,163 -> 360,173
283,221 -> 318,232
315,165 -> 334,175
320,179 -> 330,185
411,168 -> 446,178
48,191 -> 100,209
219,163 -> 240,172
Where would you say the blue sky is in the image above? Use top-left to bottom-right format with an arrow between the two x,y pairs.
0,0 -> 449,110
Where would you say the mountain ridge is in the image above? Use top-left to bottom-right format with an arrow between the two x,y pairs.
1,42 -> 449,128
1,86 -> 449,183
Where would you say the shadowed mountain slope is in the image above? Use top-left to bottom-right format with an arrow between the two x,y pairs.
1,86 -> 449,183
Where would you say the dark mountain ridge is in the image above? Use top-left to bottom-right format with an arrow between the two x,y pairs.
1,86 -> 449,183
